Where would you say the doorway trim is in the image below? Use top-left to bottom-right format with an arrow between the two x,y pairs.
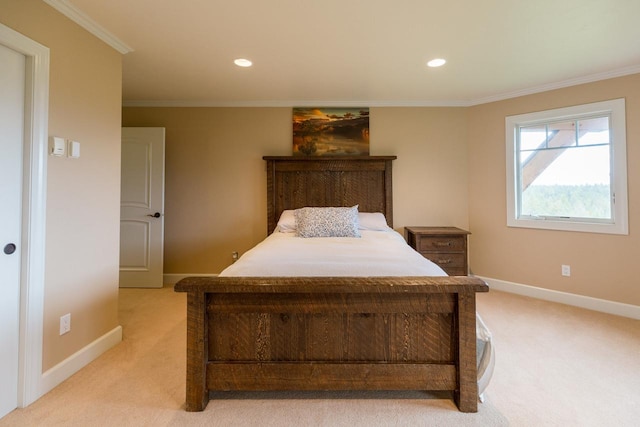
0,23 -> 50,407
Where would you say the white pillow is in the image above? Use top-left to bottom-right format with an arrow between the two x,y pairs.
276,210 -> 296,232
295,206 -> 360,238
358,212 -> 390,231
278,209 -> 390,232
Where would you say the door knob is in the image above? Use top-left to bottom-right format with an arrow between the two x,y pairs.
147,212 -> 161,218
4,243 -> 16,255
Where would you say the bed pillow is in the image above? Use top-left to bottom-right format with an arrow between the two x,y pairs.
279,209 -> 389,232
295,206 -> 361,238
358,212 -> 391,231
276,210 -> 296,232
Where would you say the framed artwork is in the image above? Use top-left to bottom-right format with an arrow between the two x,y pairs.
293,108 -> 369,156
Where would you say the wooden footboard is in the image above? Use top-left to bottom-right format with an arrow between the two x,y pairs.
175,276 -> 488,413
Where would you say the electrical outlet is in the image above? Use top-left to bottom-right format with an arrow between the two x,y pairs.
60,313 -> 71,335
561,265 -> 571,277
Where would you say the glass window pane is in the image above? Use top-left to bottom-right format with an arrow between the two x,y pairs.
547,121 -> 576,149
520,145 -> 611,219
578,116 -> 609,146
519,125 -> 546,151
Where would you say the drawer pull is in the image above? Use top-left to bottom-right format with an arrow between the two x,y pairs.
436,259 -> 452,264
434,242 -> 452,247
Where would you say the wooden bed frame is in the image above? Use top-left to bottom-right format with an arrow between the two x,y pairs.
175,156 -> 489,413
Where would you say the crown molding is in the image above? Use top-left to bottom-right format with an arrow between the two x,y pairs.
468,64 -> 640,106
43,0 -> 133,54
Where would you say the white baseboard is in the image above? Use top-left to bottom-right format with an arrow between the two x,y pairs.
477,276 -> 640,320
39,325 -> 122,397
163,273 -> 218,285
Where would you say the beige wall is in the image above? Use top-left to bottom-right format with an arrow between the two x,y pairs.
468,73 -> 640,306
122,107 -> 470,273
125,74 -> 639,308
1,0 -> 123,371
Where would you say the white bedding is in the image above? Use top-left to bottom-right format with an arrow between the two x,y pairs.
220,229 -> 447,277
219,227 -> 494,401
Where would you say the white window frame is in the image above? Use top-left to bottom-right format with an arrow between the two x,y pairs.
506,98 -> 628,235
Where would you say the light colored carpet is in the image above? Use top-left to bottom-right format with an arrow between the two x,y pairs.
1,285 -> 639,426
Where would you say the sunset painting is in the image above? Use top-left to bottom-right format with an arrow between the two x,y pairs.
292,108 -> 370,156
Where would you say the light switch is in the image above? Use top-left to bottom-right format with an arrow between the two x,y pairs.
49,136 -> 65,156
68,140 -> 80,158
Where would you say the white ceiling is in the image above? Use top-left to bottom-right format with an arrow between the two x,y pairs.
47,0 -> 640,107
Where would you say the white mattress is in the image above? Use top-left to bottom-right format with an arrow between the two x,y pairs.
220,229 -> 447,277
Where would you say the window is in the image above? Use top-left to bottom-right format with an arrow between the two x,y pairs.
506,99 -> 628,234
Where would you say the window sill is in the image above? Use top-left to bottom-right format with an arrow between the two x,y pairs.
507,217 -> 628,235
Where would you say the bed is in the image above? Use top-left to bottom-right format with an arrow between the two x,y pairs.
174,156 -> 490,413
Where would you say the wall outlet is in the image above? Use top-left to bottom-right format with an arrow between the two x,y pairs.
60,313 -> 71,335
561,265 -> 571,277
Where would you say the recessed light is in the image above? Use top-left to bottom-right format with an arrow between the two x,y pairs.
234,58 -> 253,67
427,58 -> 446,67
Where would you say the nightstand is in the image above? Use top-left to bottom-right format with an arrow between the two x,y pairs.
405,226 -> 470,276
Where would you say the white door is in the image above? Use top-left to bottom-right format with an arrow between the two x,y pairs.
0,43 -> 25,419
119,128 -> 165,288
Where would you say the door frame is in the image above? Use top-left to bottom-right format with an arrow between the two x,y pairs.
0,23 -> 50,407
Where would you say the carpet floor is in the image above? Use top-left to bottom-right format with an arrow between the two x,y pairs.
1,284 -> 639,426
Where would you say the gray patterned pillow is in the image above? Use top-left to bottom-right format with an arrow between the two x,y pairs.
295,206 -> 361,238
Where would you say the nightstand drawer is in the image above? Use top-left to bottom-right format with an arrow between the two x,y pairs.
417,236 -> 466,252
421,252 -> 466,269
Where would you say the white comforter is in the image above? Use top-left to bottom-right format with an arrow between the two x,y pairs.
220,229 -> 447,277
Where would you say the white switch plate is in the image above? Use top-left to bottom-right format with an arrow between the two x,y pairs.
561,265 -> 571,277
49,136 -> 65,156
68,140 -> 80,158
60,313 -> 71,335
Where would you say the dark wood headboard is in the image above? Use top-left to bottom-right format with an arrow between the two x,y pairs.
263,156 -> 397,234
